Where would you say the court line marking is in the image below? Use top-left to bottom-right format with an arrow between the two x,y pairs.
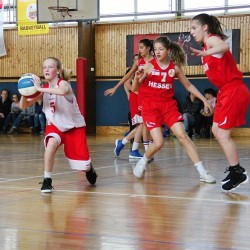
0,151 -> 249,205
0,184 -> 249,205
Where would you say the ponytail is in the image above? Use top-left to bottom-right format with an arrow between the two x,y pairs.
154,36 -> 186,66
192,13 -> 228,41
169,41 -> 186,66
60,68 -> 73,81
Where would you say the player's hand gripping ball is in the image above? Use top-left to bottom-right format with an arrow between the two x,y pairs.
17,73 -> 40,98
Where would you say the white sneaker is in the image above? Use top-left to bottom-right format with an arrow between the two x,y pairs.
200,171 -> 216,184
133,158 -> 147,178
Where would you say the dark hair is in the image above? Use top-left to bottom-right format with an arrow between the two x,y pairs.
192,13 -> 228,41
154,36 -> 186,66
1,89 -> 9,94
125,67 -> 131,74
139,39 -> 153,52
204,88 -> 217,97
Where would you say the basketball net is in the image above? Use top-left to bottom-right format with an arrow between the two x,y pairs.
48,6 -> 72,27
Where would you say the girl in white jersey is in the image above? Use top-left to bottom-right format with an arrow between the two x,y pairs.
20,57 -> 98,193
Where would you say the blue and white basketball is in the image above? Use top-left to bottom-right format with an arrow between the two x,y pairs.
18,73 -> 40,98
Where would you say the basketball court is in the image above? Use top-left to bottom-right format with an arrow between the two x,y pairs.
0,1 -> 250,249
0,134 -> 250,249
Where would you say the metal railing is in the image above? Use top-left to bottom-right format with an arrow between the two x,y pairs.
2,0 -> 250,25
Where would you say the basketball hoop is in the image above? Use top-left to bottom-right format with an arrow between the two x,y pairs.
48,6 -> 72,26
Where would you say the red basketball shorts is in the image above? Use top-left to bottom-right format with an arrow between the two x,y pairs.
214,83 -> 250,129
129,92 -> 143,125
142,98 -> 183,130
45,124 -> 91,170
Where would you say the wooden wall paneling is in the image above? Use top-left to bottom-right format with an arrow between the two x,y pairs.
246,16 -> 250,72
95,15 -> 250,79
94,26 -> 103,75
1,27 -> 78,79
2,15 -> 250,80
240,16 -> 250,73
240,16 -> 248,73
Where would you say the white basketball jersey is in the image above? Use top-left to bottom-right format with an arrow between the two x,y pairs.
42,80 -> 86,132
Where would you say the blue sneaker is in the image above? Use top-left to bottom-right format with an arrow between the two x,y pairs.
163,128 -> 170,137
124,131 -> 130,137
129,149 -> 143,159
114,139 -> 124,156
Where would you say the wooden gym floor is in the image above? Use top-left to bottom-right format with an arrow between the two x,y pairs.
0,134 -> 250,250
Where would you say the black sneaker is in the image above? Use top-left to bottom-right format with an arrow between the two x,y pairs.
86,164 -> 98,185
222,172 -> 249,192
40,178 -> 54,193
8,127 -> 18,134
1,129 -> 7,134
221,166 -> 247,184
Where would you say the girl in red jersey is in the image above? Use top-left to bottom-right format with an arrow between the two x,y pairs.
190,13 -> 250,192
132,36 -> 216,184
20,57 -> 98,193
105,39 -> 154,159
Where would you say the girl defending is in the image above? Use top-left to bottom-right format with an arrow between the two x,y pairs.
190,13 -> 250,191
132,36 -> 216,184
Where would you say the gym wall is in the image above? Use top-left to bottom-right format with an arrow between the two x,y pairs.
1,14 -> 250,135
94,14 -> 250,136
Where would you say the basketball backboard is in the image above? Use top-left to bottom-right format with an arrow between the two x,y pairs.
37,0 -> 99,23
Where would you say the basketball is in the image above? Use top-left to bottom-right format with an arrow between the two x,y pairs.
18,73 -> 40,98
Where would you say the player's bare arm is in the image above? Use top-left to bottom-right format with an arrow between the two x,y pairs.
176,65 -> 213,114
191,36 -> 229,57
20,93 -> 42,109
131,63 -> 152,92
104,58 -> 139,96
34,77 -> 71,96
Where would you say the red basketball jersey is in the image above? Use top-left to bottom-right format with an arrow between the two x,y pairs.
202,35 -> 250,128
138,57 -> 147,69
139,58 -> 176,101
202,35 -> 243,89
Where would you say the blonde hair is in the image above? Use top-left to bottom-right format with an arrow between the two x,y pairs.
44,57 -> 73,81
61,68 -> 73,81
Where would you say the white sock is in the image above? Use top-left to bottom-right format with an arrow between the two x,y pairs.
44,171 -> 52,179
132,142 -> 139,151
142,155 -> 149,164
143,141 -> 149,151
122,138 -> 128,145
194,161 -> 206,174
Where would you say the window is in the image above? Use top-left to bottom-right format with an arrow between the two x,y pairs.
182,0 -> 226,17
2,0 -> 250,25
3,0 -> 16,25
227,0 -> 250,14
100,0 -> 134,21
136,0 -> 175,20
99,0 -> 176,21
